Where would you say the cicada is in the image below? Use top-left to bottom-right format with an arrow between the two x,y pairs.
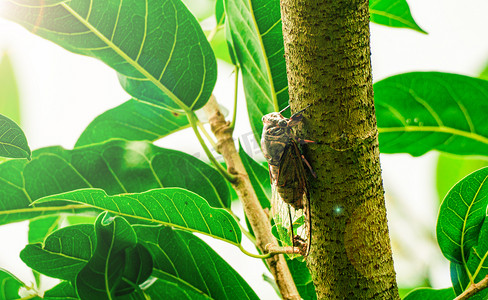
261,105 -> 315,257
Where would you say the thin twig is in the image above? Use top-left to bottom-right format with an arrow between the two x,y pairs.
197,120 -> 218,150
187,111 -> 236,182
203,95 -> 301,300
455,275 -> 488,300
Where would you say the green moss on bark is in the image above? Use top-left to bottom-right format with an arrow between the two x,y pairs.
280,1 -> 400,298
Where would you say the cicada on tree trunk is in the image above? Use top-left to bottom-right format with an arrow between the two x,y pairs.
261,106 -> 315,258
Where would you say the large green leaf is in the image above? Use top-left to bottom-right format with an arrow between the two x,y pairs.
75,99 -> 189,147
76,213 -> 153,299
403,287 -> 456,300
370,0 -> 426,33
0,139 -> 230,225
1,0 -> 216,111
34,188 -> 242,245
134,225 -> 259,300
437,167 -> 488,264
21,224 -> 96,281
0,53 -> 21,124
0,269 -> 26,300
375,72 -> 488,156
225,0 -> 289,142
437,167 -> 488,298
0,114 -> 31,159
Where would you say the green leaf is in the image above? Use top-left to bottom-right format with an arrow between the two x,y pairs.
375,72 -> 488,156
461,218 -> 488,299
28,215 -> 62,244
76,213 -> 152,299
139,278 -> 210,300
34,188 -> 242,245
225,0 -> 289,142
135,225 -> 259,300
0,114 -> 31,159
239,143 -> 270,209
436,154 -> 488,203
403,287 -> 456,300
287,259 -> 316,300
20,224 -> 96,281
0,139 -> 230,225
75,99 -> 189,147
43,281 -> 79,300
215,0 -> 224,26
437,167 -> 488,264
0,269 -> 25,300
2,0 -> 217,111
0,52 -> 21,124
369,0 -> 426,34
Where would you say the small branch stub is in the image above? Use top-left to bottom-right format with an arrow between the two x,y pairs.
454,276 -> 488,300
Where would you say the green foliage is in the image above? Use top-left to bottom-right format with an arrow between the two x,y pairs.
0,0 -> 217,112
75,99 -> 189,147
436,167 -> 488,298
34,188 -> 242,244
375,72 -> 488,156
0,114 -> 31,159
1,0 -> 487,298
369,0 -> 426,33
0,269 -> 27,299
225,0 -> 289,142
403,287 -> 456,299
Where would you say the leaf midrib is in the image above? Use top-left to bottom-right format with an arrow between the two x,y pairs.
35,195 -> 241,246
59,2 -> 190,112
244,0 -> 279,112
378,126 -> 488,145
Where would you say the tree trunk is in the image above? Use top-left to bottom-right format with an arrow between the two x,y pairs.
280,0 -> 400,299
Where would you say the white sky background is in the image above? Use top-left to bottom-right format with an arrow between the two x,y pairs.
0,0 -> 488,298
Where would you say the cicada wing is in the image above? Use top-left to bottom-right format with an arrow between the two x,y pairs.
274,140 -> 311,257
276,140 -> 307,209
270,184 -> 293,248
271,184 -> 308,259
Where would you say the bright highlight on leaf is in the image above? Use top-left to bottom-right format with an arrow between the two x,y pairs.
375,72 -> 488,156
0,0 -> 217,112
33,188 -> 242,245
0,114 -> 30,159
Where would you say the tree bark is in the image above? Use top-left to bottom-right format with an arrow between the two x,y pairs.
280,0 -> 400,299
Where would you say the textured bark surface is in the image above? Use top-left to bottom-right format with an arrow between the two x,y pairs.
280,0 -> 400,299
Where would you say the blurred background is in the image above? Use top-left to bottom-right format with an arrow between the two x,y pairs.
1,0 -> 488,298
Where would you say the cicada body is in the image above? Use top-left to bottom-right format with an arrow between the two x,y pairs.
261,106 -> 314,257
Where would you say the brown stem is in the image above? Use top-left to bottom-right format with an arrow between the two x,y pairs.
203,96 -> 301,300
455,276 -> 488,300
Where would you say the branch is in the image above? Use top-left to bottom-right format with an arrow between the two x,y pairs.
203,95 -> 301,300
455,276 -> 488,300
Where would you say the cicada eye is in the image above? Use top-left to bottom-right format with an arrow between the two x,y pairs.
278,119 -> 287,127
